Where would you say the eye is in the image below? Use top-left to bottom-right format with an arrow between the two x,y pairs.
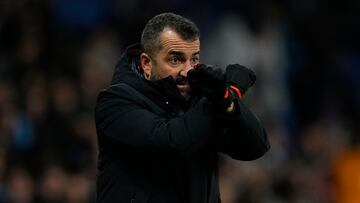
169,56 -> 180,65
191,56 -> 199,65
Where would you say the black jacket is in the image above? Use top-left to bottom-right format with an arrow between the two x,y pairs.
94,44 -> 270,203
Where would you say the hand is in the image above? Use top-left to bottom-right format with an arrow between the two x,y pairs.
188,64 -> 226,100
225,64 -> 256,96
188,64 -> 232,110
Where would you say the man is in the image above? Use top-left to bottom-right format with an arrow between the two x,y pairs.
95,12 -> 270,203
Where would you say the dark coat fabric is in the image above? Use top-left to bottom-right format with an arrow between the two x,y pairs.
94,43 -> 270,203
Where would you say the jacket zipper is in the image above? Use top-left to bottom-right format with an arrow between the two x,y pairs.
130,192 -> 136,203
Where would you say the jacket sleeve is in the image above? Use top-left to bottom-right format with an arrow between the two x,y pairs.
217,100 -> 270,161
95,88 -> 219,157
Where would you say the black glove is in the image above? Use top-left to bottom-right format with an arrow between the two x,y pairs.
188,64 -> 233,110
225,64 -> 256,97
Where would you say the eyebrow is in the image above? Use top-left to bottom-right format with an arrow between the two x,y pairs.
168,50 -> 200,57
168,51 -> 185,57
192,51 -> 200,56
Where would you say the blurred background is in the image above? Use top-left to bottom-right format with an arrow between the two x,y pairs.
0,0 -> 359,202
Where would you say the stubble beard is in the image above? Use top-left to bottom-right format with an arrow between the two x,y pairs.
150,69 -> 191,100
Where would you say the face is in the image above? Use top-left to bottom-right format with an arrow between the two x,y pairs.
141,28 -> 200,99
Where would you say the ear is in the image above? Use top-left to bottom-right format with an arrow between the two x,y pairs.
140,53 -> 152,79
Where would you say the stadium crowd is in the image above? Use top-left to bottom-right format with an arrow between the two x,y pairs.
0,0 -> 359,202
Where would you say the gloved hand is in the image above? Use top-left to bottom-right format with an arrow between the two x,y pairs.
225,64 -> 256,97
188,64 -> 233,110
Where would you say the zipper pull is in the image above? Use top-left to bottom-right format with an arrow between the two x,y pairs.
130,192 -> 136,203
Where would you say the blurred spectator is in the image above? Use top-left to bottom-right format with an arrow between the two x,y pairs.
0,150 -> 7,203
0,82 -> 15,150
37,165 -> 67,203
332,144 -> 360,203
64,173 -> 94,203
79,29 -> 118,109
6,167 -> 35,203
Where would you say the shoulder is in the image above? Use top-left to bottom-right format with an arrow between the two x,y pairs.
105,83 -> 140,99
96,83 -> 145,107
96,83 -> 165,115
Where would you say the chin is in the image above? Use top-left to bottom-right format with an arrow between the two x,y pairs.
180,90 -> 191,100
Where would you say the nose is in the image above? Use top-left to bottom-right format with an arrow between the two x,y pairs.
179,60 -> 195,77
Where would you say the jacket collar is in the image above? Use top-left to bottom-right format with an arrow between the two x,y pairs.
110,43 -> 193,110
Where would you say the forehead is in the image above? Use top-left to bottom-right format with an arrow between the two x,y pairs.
159,29 -> 200,55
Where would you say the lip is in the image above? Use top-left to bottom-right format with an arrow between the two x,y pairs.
176,83 -> 190,88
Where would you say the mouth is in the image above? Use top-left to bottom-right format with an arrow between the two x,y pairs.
176,80 -> 190,92
175,77 -> 190,93
176,83 -> 191,98
176,83 -> 189,88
